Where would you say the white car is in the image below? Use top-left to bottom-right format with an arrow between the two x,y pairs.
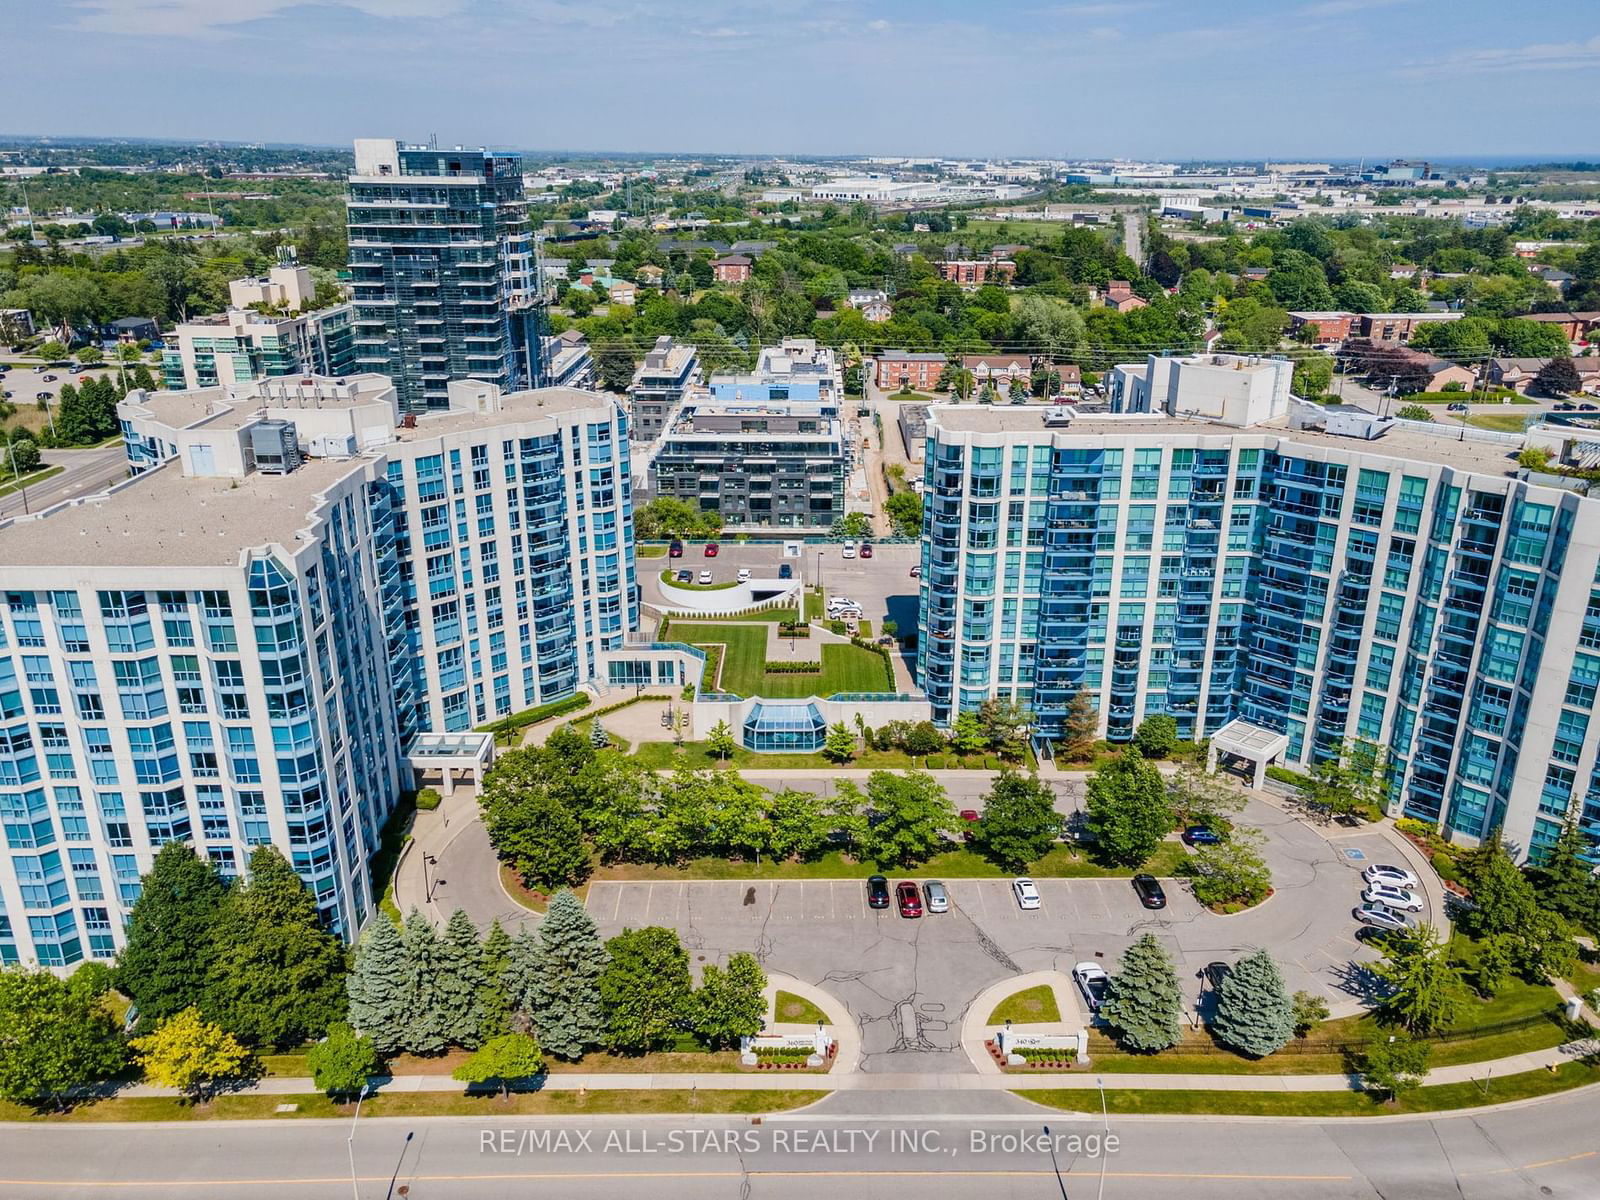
841,541 -> 857,559
1362,882 -> 1423,913
1072,962 -> 1109,1013
827,595 -> 857,611
1354,903 -> 1418,934
1362,864 -> 1419,890
923,880 -> 949,914
697,570 -> 713,585
736,567 -> 751,582
1012,877 -> 1041,910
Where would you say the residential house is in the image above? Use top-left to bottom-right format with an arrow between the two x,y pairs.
892,242 -> 919,258
1053,363 -> 1083,395
0,308 -> 36,343
636,264 -> 665,287
875,349 -> 946,391
963,354 -> 1032,393
1490,356 -> 1600,395
1533,266 -> 1574,295
990,243 -> 1028,260
1375,348 -> 1475,392
1241,266 -> 1270,284
712,254 -> 752,283
859,298 -> 893,323
1103,280 -> 1148,312
105,316 -> 160,344
608,280 -> 637,307
846,288 -> 893,322
1389,263 -> 1422,281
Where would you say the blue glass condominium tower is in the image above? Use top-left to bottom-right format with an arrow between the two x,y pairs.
0,375 -> 635,966
920,387 -> 1600,860
348,138 -> 542,413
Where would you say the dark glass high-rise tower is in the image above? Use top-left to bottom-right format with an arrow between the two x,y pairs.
347,138 -> 544,412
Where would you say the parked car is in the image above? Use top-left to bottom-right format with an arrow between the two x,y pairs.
959,808 -> 980,842
1201,961 -> 1231,991
1012,877 -> 1041,910
860,544 -> 874,559
895,880 -> 923,918
1362,883 -> 1423,912
827,596 -> 858,612
959,808 -> 980,823
1446,402 -> 1467,413
866,874 -> 890,909
909,564 -> 921,578
1182,826 -> 1223,846
697,570 -> 713,584
40,374 -> 57,382
778,563 -> 793,579
675,569 -> 693,583
1362,864 -> 1419,890
923,880 -> 949,914
669,540 -> 684,557
704,542 -> 719,557
736,567 -> 751,582
1354,903 -> 1418,933
1132,873 -> 1167,910
841,541 -> 857,559
34,391 -> 50,400
1584,404 -> 1600,412
1072,962 -> 1109,1013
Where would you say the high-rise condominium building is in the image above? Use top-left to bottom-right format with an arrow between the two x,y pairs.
0,375 -> 635,967
919,354 -> 1600,859
347,138 -> 543,413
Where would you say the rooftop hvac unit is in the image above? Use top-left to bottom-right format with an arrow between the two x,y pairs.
249,419 -> 302,474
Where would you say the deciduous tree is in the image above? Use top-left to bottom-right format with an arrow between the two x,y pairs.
1085,753 -> 1173,867
599,926 -> 693,1054
859,770 -> 955,867
116,842 -> 225,1029
692,952 -> 768,1048
131,1007 -> 251,1102
972,769 -> 1059,872
306,1024 -> 378,1099
1361,1030 -> 1431,1104
0,966 -> 126,1107
1132,715 -> 1178,759
452,1032 -> 544,1100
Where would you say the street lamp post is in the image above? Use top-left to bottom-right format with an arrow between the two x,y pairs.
347,1082 -> 370,1200
1040,1125 -> 1069,1200
422,853 -> 438,904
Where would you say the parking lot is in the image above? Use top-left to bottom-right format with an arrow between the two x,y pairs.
581,800 -> 1410,1074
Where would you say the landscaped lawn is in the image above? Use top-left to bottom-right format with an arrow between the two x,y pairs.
626,741 -> 1025,770
1017,1059 -> 1600,1118
989,983 -> 1062,1025
1462,412 -> 1533,432
659,569 -> 739,591
636,543 -> 668,558
589,841 -> 1190,883
775,990 -> 829,1025
1089,935 -> 1582,1076
669,621 -> 891,697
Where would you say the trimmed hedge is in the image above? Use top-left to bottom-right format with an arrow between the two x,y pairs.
483,692 -> 592,742
764,661 -> 822,674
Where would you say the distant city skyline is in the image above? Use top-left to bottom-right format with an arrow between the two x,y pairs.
9,0 -> 1600,159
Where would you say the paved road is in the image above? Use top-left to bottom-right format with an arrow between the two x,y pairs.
1123,212 -> 1144,271
0,443 -> 128,519
5,1089 -> 1599,1198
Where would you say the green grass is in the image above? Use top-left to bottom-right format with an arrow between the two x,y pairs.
628,740 -> 1030,772
1018,1060 -> 1600,1117
1090,937 -> 1582,1076
591,841 -> 1188,882
804,588 -> 826,620
0,1089 -> 825,1123
660,569 -> 739,591
636,543 -> 669,558
1462,412 -> 1534,432
989,984 -> 1062,1025
665,607 -> 798,625
775,991 -> 829,1024
566,717 -> 631,753
670,621 -> 891,697
0,463 -> 63,499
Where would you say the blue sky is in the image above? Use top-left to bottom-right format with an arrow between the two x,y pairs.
7,0 -> 1599,159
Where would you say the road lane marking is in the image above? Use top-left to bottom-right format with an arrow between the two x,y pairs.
1462,1150 -> 1598,1176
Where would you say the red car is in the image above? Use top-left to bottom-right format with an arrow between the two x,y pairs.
669,540 -> 684,558
895,880 -> 923,918
704,542 -> 719,557
860,544 -> 874,559
960,809 -> 980,842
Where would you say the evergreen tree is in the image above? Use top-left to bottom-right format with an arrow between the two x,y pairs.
53,382 -> 98,445
588,720 -> 610,749
479,920 -> 513,1040
401,909 -> 451,1055
1459,835 -> 1537,938
1059,687 -> 1099,761
203,846 -> 346,1048
1211,948 -> 1295,1057
1100,933 -> 1184,1052
822,721 -> 857,763
435,909 -> 489,1048
116,842 -> 225,1029
509,890 -> 610,1059
1373,925 -> 1469,1036
346,914 -> 411,1055
692,952 -> 768,1048
599,926 -> 692,1054
1526,818 -> 1600,933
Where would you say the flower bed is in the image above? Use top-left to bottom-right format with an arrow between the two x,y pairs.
986,1039 -> 1080,1070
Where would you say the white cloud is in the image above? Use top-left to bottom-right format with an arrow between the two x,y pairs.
1299,0 -> 1411,16
65,0 -> 465,37
867,17 -> 889,31
1049,1 -> 1156,15
1402,34 -> 1600,76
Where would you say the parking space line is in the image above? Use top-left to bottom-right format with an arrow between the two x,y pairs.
609,883 -> 622,923
829,880 -> 837,921
974,881 -> 989,917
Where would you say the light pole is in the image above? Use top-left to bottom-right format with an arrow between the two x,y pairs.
1096,1077 -> 1110,1200
347,1082 -> 370,1200
1040,1124 -> 1069,1200
422,853 -> 438,904
3,430 -> 33,515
